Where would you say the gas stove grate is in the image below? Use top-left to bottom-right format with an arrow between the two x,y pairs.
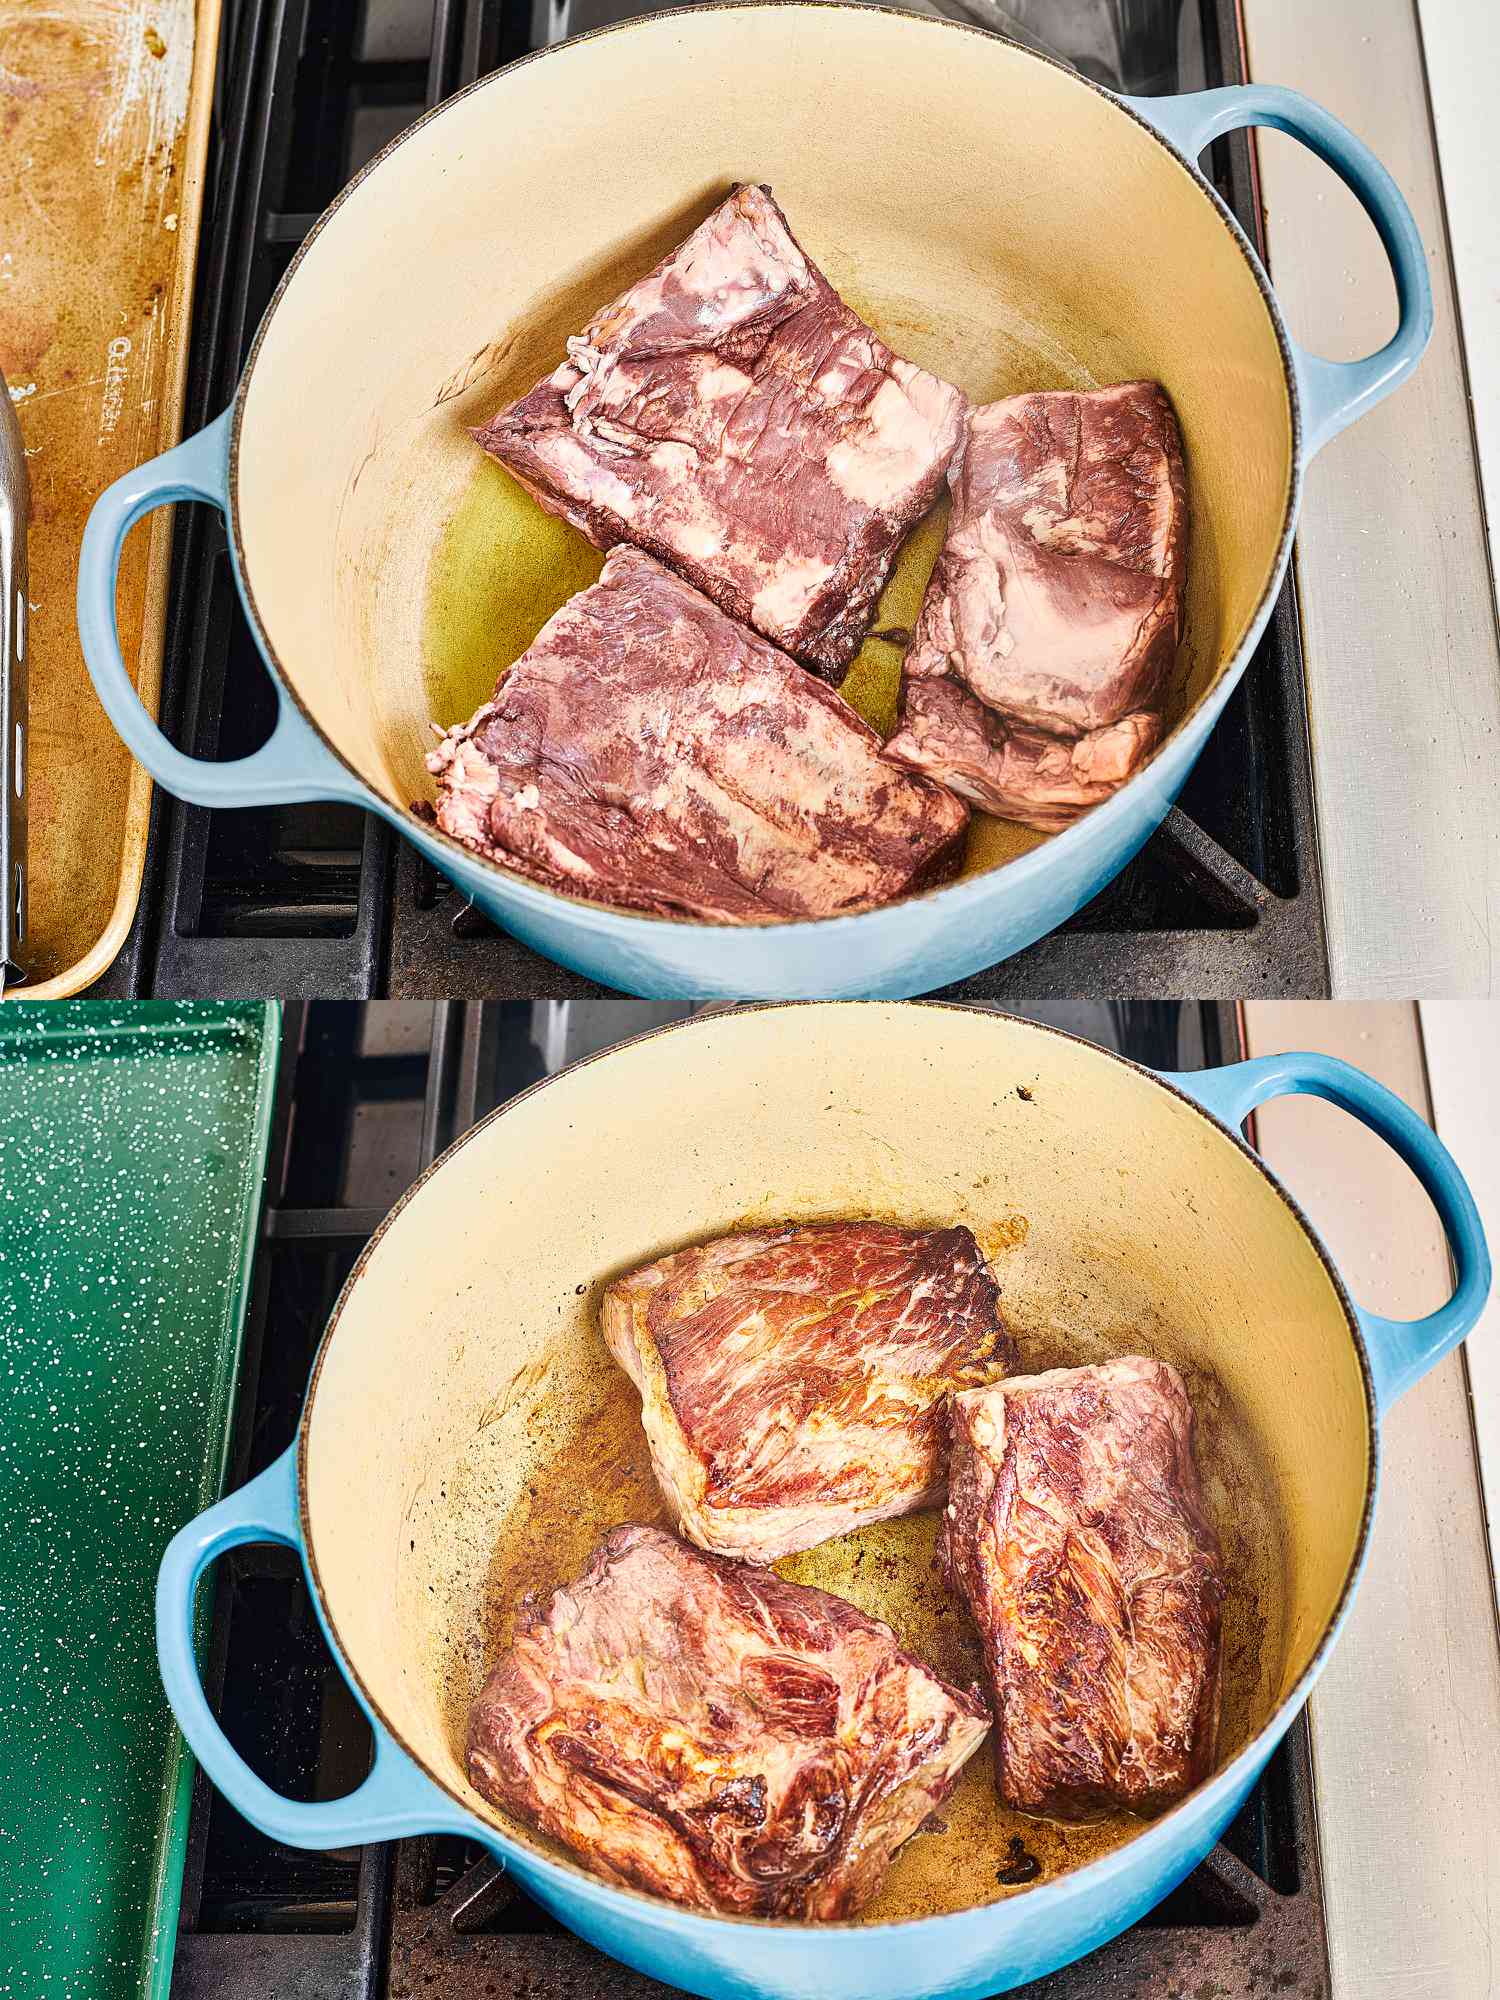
385,1767 -> 1326,2000
101,0 -> 1326,1000
168,999 -> 1330,2000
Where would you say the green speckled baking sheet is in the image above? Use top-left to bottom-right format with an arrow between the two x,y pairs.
0,1003 -> 280,2000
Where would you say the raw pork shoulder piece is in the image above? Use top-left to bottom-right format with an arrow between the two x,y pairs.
942,1357 -> 1224,1822
886,382 -> 1188,831
467,1523 -> 990,1919
425,547 -> 969,923
602,1220 -> 1016,1561
473,183 -> 967,677
887,673 -> 1164,835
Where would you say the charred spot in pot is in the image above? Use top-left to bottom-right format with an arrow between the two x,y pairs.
996,1835 -> 1043,1885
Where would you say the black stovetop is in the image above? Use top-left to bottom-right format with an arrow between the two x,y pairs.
99,0 -> 1328,1002
167,997 -> 1331,2000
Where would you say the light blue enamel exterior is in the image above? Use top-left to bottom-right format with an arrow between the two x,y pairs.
78,71 -> 1433,997
156,1049 -> 1490,2000
1160,1052 -> 1491,1412
76,411 -> 357,809
1122,85 -> 1435,458
154,1445 -> 464,1848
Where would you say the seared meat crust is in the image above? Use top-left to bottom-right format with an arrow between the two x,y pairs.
603,1220 -> 1014,1561
467,1523 -> 990,1917
942,1357 -> 1223,1821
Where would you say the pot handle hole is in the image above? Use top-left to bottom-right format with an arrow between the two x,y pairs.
77,408 -> 358,808
1160,1053 -> 1491,1413
156,1444 -> 467,1850
1120,84 -> 1432,457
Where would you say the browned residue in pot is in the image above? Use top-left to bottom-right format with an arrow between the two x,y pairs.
461,1307 -> 1279,1924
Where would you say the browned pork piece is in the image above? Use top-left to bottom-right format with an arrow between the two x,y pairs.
603,1220 -> 1015,1561
425,547 -> 968,922
466,1523 -> 990,1918
886,382 -> 1188,832
942,1357 -> 1224,1821
474,183 -> 967,677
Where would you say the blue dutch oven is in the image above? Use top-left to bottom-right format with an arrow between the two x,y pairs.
80,7 -> 1432,998
156,1005 -> 1489,1997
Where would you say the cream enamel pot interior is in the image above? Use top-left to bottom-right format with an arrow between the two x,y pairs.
157,1005 -> 1490,2000
79,6 -> 1431,999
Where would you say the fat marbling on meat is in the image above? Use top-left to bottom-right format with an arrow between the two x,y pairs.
886,382 -> 1188,832
474,184 -> 967,677
466,1523 -> 990,1918
425,546 -> 968,922
942,1357 -> 1224,1821
603,1220 -> 1015,1562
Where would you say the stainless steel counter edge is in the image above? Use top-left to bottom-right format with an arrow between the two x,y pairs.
1242,0 -> 1500,1000
1245,1000 -> 1500,1999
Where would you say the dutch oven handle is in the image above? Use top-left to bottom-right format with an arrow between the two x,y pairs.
1120,84 -> 1432,457
157,1444 -> 471,1848
77,408 -> 361,808
1161,1054 -> 1491,1414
